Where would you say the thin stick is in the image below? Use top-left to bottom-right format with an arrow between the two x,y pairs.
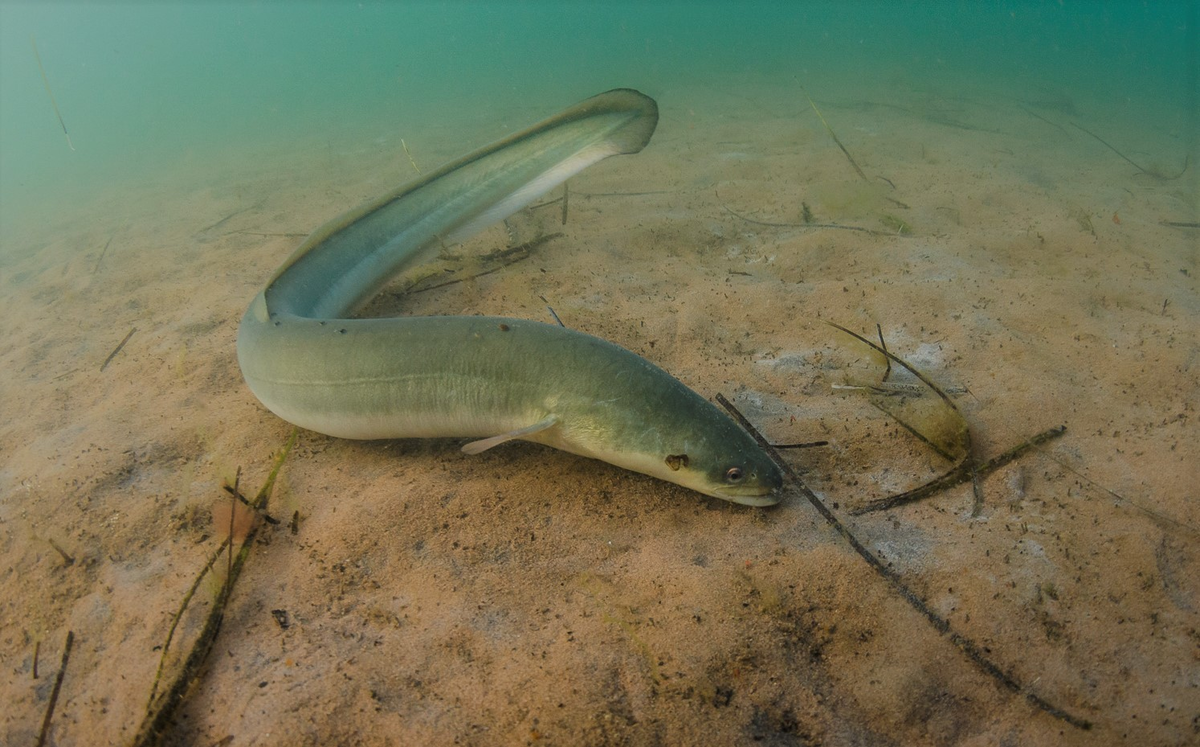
875,324 -> 892,382
539,295 -> 566,328
222,478 -> 280,524
825,321 -> 962,413
36,630 -> 74,747
143,538 -> 229,709
33,640 -> 40,678
406,233 -> 562,294
401,139 -> 421,175
226,230 -> 308,238
970,468 -> 986,518
408,253 -> 529,294
719,201 -> 896,236
135,431 -> 297,747
828,320 -> 976,487
93,234 -> 114,275
31,36 -> 74,151
1071,122 -> 1189,180
528,195 -> 564,212
227,467 -> 240,581
197,198 -> 266,234
1019,106 -> 1070,135
47,538 -> 76,566
576,189 -> 670,197
1025,433 -> 1199,538
772,440 -> 829,449
145,469 -> 250,709
806,93 -> 867,181
528,189 -> 670,211
1070,121 -> 1147,173
716,394 -> 1091,730
852,425 -> 1066,515
100,327 -> 137,371
561,181 -> 570,226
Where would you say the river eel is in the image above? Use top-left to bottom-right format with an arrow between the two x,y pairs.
236,88 -> 782,505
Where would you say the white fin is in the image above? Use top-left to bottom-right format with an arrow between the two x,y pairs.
461,416 -> 558,455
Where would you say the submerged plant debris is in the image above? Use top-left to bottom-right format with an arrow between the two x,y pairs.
132,430 -> 297,747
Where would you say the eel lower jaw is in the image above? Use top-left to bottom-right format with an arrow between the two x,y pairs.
711,485 -> 783,507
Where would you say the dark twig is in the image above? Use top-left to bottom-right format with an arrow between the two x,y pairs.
772,440 -> 829,449
970,468 -> 986,518
46,538 -> 75,566
528,189 -> 670,212
93,234 -> 114,275
196,199 -> 266,234
226,230 -> 308,238
828,322 -> 1066,517
528,195 -> 563,211
401,138 -> 421,175
36,630 -> 74,747
143,539 -> 229,711
576,190 -> 670,198
875,324 -> 892,382
716,394 -> 1091,730
539,295 -> 566,328
100,327 -> 137,371
1032,440 -> 1199,538
406,233 -> 563,294
221,477 -> 279,524
227,468 -> 239,580
134,431 -> 297,747
853,425 -> 1067,515
827,322 -> 957,407
1071,122 -> 1189,180
31,36 -> 73,151
1019,106 -> 1070,136
806,93 -> 868,181
719,201 -> 897,236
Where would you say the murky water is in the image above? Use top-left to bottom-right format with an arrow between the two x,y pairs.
2,3 -> 1196,745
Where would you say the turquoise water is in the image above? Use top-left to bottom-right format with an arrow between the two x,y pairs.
1,1 -> 1194,241
2,4 -> 1198,744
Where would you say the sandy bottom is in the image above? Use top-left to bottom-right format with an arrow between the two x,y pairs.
2,79 -> 1197,746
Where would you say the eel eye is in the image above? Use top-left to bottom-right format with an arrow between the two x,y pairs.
725,467 -> 745,483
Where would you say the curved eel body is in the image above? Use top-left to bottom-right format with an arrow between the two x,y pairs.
237,89 -> 782,505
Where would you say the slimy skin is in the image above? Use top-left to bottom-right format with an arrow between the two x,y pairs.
236,89 -> 782,505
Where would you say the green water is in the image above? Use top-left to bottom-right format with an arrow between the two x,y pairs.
0,1 -> 1195,244
1,6 -> 1197,743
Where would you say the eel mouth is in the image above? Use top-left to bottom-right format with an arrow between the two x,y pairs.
712,484 -> 782,507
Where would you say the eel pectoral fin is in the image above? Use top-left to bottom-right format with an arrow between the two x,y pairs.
461,416 -> 559,455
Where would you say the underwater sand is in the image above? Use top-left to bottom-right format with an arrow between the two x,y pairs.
1,79 -> 1197,746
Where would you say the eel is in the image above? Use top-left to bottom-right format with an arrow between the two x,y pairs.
236,88 -> 783,505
